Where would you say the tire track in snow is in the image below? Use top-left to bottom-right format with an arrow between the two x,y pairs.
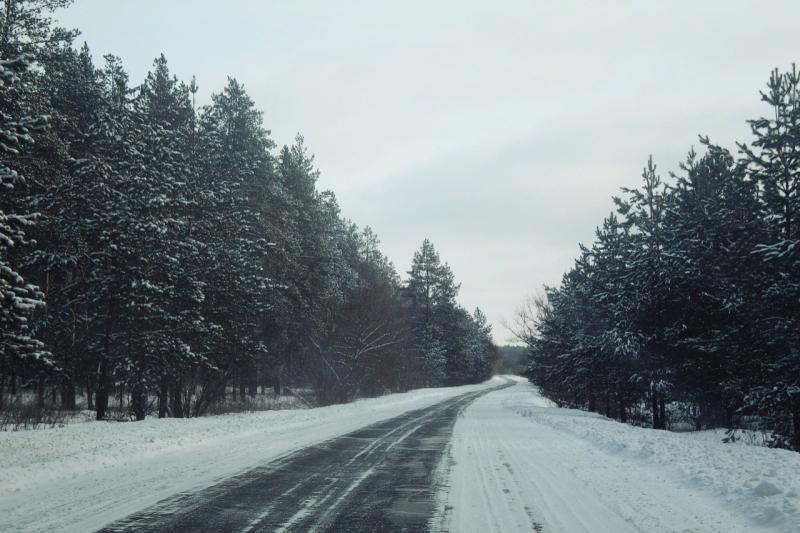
434,379 -> 761,533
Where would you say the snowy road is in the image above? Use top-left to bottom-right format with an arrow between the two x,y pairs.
434,378 -> 799,533
4,377 -> 798,532
0,379 -> 503,532
98,381 -> 512,532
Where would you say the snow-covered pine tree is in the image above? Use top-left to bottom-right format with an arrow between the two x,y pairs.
661,143 -> 766,428
136,54 -> 209,418
464,307 -> 496,383
405,239 -> 463,386
0,54 -> 51,400
0,0 -> 78,59
267,137 -> 361,396
0,0 -> 79,407
524,68 -> 800,448
192,77 -> 275,412
614,157 -> 672,429
739,67 -> 800,449
53,55 -> 197,420
588,213 -> 638,420
25,42 -> 104,411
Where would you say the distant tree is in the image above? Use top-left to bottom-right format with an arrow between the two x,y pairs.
405,239 -> 454,386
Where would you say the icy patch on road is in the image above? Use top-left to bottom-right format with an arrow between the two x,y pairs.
0,378 -> 502,533
436,379 -> 800,533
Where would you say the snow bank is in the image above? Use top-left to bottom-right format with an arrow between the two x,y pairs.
496,381 -> 800,532
0,378 -> 501,533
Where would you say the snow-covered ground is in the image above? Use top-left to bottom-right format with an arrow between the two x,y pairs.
5,377 -> 799,533
434,377 -> 800,533
0,378 -> 502,533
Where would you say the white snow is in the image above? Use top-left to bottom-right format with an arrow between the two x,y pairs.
0,378 -> 502,533
434,377 -> 800,533
6,376 -> 799,533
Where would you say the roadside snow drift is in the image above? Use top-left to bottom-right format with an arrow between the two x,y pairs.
0,378 -> 501,533
434,377 -> 800,533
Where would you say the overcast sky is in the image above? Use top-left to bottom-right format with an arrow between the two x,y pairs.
56,0 -> 800,343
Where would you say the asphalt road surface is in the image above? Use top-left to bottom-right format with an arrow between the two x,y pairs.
99,380 -> 512,532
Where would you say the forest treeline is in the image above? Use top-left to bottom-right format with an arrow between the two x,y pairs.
0,0 -> 497,421
518,67 -> 800,450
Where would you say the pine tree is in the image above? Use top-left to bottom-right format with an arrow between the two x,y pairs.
405,239 -> 464,386
0,54 -> 50,402
192,77 -> 275,412
523,68 -> 800,449
739,67 -> 800,449
662,144 -> 765,428
0,1 -> 501,417
0,0 -> 77,58
27,42 -> 103,410
614,157 -> 672,428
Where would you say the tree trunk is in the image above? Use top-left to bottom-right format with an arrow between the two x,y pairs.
0,354 -> 5,410
86,374 -> 94,411
158,376 -> 169,418
186,375 -> 195,416
59,311 -> 78,411
658,396 -> 667,429
36,383 -> 45,409
131,382 -> 147,421
618,392 -> 627,423
219,377 -> 227,404
651,392 -> 661,429
61,376 -> 76,410
722,405 -> 734,428
171,376 -> 184,418
248,368 -> 257,399
95,357 -> 109,421
694,402 -> 703,431
792,401 -> 800,452
97,301 -> 115,420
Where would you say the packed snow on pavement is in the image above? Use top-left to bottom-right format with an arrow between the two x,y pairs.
0,378 -> 502,533
433,376 -> 800,533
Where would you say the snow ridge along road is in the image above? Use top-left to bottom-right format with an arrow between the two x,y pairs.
99,379 -> 513,532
